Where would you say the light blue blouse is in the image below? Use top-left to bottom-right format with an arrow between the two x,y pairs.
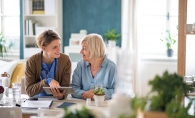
70,55 -> 116,100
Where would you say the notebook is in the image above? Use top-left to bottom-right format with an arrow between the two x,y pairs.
56,102 -> 76,108
21,100 -> 53,109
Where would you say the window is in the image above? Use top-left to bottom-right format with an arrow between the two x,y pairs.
137,0 -> 178,55
0,0 -> 20,58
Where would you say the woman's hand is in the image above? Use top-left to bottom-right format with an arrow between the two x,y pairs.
82,90 -> 94,99
49,79 -> 60,87
50,88 -> 66,99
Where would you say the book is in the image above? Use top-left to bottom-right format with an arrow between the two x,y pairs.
45,0 -> 55,15
32,10 -> 44,14
56,102 -> 76,108
21,100 -> 53,109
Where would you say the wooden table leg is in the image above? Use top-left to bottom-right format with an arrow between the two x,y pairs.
23,114 -> 37,118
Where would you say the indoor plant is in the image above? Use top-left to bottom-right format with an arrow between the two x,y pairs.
104,29 -> 121,47
160,30 -> 177,57
93,85 -> 105,107
128,71 -> 194,118
63,106 -> 94,118
0,31 -> 8,57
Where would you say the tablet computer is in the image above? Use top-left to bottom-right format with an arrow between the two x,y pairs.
43,87 -> 75,94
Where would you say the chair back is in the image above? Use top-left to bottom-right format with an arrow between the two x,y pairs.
0,107 -> 22,118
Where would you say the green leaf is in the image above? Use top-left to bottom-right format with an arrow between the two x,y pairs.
160,30 -> 177,49
104,29 -> 121,41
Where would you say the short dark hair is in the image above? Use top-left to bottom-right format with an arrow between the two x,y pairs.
36,29 -> 61,48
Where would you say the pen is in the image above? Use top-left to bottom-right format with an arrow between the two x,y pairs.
40,76 -> 43,80
23,99 -> 28,102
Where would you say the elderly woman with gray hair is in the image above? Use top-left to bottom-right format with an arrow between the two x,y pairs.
70,33 -> 116,100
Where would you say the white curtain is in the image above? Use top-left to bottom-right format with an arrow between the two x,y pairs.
121,0 -> 140,95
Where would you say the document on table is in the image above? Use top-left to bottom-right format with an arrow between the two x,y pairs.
21,100 -> 53,109
56,102 -> 76,108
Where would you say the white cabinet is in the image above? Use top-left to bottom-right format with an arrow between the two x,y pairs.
22,0 -> 62,59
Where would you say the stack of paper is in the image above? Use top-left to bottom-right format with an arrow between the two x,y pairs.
21,100 -> 53,109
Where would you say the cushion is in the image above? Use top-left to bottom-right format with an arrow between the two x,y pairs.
10,61 -> 26,88
0,60 -> 18,87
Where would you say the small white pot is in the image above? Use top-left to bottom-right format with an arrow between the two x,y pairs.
94,95 -> 105,107
108,40 -> 116,47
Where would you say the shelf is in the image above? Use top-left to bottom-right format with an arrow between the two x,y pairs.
25,35 -> 36,38
186,33 -> 195,35
22,0 -> 62,59
24,14 -> 56,17
188,93 -> 195,96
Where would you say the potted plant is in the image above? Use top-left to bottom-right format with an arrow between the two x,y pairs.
160,30 -> 177,57
93,85 -> 105,107
104,29 -> 121,47
0,31 -> 9,57
127,71 -> 194,118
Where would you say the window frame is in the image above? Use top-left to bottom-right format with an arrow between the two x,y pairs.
136,0 -> 178,56
0,0 -> 20,58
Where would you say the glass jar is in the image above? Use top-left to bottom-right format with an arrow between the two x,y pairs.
1,72 -> 10,104
184,76 -> 194,86
191,23 -> 195,33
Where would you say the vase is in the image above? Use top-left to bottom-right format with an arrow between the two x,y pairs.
94,95 -> 105,107
108,40 -> 116,47
166,49 -> 173,57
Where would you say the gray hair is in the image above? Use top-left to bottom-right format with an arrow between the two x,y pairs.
81,33 -> 106,58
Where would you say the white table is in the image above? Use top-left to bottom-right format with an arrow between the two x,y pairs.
3,94 -> 109,118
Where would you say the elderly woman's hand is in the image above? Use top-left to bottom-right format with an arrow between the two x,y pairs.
82,89 -> 94,99
49,79 -> 60,87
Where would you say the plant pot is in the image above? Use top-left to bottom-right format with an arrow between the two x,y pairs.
94,95 -> 105,107
108,40 -> 116,47
137,109 -> 168,118
166,49 -> 173,57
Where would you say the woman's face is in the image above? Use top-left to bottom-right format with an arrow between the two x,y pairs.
80,41 -> 90,61
42,39 -> 61,58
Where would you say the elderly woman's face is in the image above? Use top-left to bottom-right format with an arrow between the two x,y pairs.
80,41 -> 90,61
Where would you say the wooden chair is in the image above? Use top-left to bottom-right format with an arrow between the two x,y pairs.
0,107 -> 22,118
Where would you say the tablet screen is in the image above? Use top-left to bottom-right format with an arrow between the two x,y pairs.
43,87 -> 75,94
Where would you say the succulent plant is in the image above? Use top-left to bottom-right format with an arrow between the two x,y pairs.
104,29 -> 121,41
93,85 -> 105,95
